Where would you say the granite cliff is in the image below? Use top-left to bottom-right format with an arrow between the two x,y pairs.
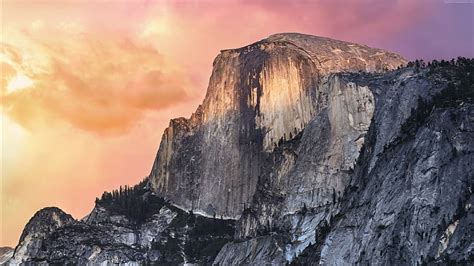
149,33 -> 405,218
6,33 -> 473,265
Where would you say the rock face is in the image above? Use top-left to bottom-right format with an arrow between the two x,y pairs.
8,33 -> 474,265
7,183 -> 235,264
215,61 -> 474,264
0,247 -> 14,265
149,33 -> 406,218
216,74 -> 378,262
315,68 -> 474,265
8,207 -> 74,264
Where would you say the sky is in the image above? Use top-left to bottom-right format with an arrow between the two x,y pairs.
1,0 -> 473,247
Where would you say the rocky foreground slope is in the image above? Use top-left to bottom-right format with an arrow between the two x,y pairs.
6,33 -> 473,265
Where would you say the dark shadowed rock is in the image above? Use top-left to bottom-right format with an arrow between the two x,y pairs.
7,184 -> 235,264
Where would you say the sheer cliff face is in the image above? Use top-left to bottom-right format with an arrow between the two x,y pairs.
149,33 -> 406,218
320,104 -> 474,265
318,69 -> 474,265
235,75 -> 375,239
216,63 -> 474,265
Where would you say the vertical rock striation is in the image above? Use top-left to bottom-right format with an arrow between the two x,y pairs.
218,74 -> 378,263
317,67 -> 474,265
149,33 -> 406,218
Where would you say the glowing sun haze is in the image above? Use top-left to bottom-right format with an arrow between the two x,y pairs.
1,0 -> 472,247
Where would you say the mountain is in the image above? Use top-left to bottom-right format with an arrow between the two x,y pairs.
7,181 -> 234,264
149,33 -> 406,218
6,33 -> 473,265
7,207 -> 74,264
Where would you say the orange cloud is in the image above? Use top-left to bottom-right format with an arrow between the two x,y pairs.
1,24 -> 190,135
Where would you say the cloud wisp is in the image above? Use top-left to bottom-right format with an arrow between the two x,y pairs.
2,24 -> 190,135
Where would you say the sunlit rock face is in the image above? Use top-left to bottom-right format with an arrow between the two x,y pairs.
149,33 -> 406,218
214,56 -> 474,264
217,74 -> 377,263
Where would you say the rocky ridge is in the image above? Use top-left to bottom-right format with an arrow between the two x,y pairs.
8,181 -> 234,264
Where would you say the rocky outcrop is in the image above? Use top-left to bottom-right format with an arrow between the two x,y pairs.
7,184 -> 235,265
8,207 -> 74,264
149,33 -> 406,219
214,236 -> 287,265
0,247 -> 14,265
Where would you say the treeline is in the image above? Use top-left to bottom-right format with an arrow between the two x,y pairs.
386,57 -> 473,150
409,57 -> 473,111
404,57 -> 473,71
95,178 -> 167,223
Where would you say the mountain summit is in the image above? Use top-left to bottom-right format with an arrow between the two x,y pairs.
7,33 -> 473,265
149,33 -> 406,218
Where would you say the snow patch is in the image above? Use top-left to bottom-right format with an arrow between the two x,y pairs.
52,212 -> 63,227
88,246 -> 101,261
436,219 -> 459,258
170,202 -> 238,220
